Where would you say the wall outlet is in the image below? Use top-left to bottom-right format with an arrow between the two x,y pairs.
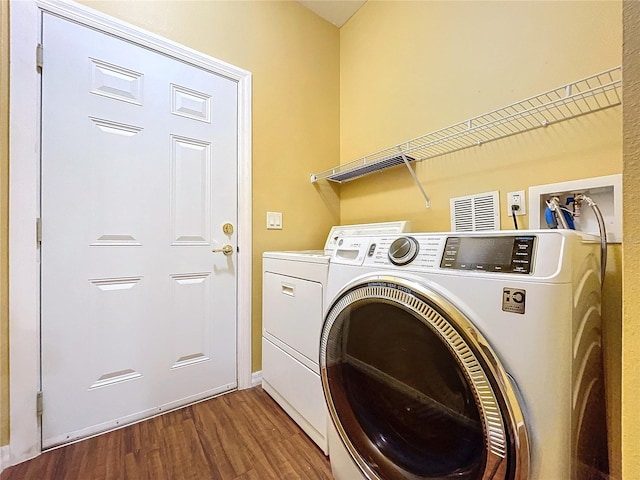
507,190 -> 526,216
266,211 -> 283,230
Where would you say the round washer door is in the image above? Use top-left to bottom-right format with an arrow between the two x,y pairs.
320,276 -> 529,480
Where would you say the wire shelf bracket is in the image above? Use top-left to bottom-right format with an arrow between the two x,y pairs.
310,66 -> 622,197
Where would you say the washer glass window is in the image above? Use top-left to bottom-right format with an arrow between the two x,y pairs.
321,280 -> 524,480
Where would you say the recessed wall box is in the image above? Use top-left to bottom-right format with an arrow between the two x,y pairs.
528,174 -> 621,243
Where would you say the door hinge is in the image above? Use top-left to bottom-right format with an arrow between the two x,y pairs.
36,218 -> 42,245
36,44 -> 43,71
36,391 -> 43,417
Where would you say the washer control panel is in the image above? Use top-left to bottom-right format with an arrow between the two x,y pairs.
331,231 -> 596,280
335,233 -> 538,274
363,235 -> 445,269
440,235 -> 536,274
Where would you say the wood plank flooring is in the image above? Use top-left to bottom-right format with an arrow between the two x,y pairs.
0,387 -> 334,480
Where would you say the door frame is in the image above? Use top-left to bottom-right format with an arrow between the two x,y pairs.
8,0 -> 253,465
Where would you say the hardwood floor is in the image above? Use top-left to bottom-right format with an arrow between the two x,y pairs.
1,387 -> 334,480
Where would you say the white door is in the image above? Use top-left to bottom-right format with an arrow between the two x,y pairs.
40,13 -> 238,448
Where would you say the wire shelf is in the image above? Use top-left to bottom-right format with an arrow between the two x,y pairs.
310,66 -> 622,184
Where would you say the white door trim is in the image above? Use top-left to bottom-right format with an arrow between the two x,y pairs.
8,0 -> 252,465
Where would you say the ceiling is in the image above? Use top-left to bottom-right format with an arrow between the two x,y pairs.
298,0 -> 367,28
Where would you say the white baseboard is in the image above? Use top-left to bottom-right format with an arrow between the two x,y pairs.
251,370 -> 263,388
0,444 -> 11,474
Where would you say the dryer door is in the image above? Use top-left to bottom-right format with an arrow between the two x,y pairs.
320,275 -> 529,480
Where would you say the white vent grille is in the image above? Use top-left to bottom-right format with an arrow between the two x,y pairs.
450,191 -> 500,231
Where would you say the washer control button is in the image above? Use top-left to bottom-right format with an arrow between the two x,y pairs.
388,236 -> 420,265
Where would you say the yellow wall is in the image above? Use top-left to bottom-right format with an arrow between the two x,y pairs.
339,0 -> 621,229
1,0 -> 10,449
338,0 -> 622,476
622,1 -> 640,478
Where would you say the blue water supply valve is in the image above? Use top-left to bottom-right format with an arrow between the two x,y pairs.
545,199 -> 575,230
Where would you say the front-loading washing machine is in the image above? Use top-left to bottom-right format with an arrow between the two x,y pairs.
320,230 -> 608,479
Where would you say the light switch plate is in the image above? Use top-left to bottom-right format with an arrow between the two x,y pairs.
266,211 -> 283,230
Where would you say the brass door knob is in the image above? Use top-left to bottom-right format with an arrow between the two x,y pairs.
212,244 -> 233,256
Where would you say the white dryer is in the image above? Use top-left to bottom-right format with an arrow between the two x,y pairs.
261,221 -> 410,454
321,230 -> 608,479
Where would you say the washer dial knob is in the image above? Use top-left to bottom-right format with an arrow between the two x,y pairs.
388,236 -> 420,265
